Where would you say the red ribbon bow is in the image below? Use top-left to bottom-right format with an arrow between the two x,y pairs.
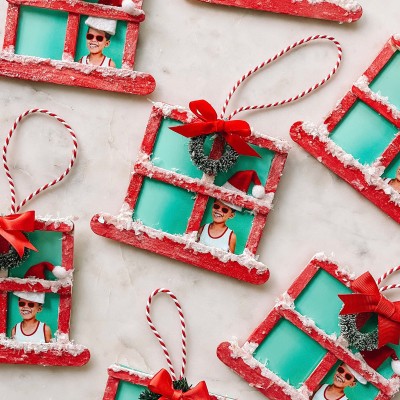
0,211 -> 38,257
148,369 -> 211,400
169,100 -> 260,158
339,272 -> 400,348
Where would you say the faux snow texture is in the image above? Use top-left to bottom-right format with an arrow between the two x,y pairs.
0,245 -> 29,271
139,378 -> 191,400
339,314 -> 379,351
189,136 -> 238,175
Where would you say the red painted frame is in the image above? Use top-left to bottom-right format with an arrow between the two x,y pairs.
194,0 -> 362,23
102,364 -> 235,400
291,35 -> 400,224
0,218 -> 90,367
0,0 -> 155,95
217,255 -> 399,400
91,102 -> 290,285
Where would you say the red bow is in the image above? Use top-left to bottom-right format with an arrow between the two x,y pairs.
0,211 -> 38,257
339,272 -> 400,348
169,100 -> 260,158
148,369 -> 211,400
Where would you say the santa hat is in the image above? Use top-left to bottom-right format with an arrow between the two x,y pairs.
13,262 -> 68,304
221,170 -> 265,211
85,0 -> 138,36
361,347 -> 400,375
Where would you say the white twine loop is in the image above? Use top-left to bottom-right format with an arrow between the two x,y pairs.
2,109 -> 78,214
146,288 -> 187,380
220,35 -> 342,120
377,266 -> 400,292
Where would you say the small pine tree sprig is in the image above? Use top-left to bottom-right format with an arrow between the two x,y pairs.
139,378 -> 192,400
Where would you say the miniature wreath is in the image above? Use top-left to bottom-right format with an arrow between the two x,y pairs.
139,377 -> 191,400
0,244 -> 30,271
339,314 -> 379,351
188,135 -> 239,176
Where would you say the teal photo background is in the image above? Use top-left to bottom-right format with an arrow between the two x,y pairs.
370,51 -> 400,111
329,100 -> 398,165
200,199 -> 254,254
15,6 -> 68,60
253,319 -> 327,389
6,230 -> 63,338
75,16 -> 127,68
116,380 -> 146,400
133,179 -> 195,235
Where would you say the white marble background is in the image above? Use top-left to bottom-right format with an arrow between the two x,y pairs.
0,0 -> 399,399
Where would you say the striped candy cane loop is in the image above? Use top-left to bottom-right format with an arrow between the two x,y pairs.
220,35 -> 342,120
2,109 -> 78,214
377,265 -> 400,292
146,288 -> 187,380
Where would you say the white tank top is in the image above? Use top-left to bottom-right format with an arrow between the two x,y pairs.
199,223 -> 233,251
14,321 -> 46,343
81,55 -> 111,67
312,385 -> 347,400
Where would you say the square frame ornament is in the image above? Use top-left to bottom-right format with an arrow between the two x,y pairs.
217,254 -> 400,400
91,102 -> 290,284
0,217 -> 90,367
194,0 -> 362,23
102,364 -> 235,400
0,0 -> 155,95
291,35 -> 400,224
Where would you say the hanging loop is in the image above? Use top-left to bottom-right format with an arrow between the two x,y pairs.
146,288 -> 187,380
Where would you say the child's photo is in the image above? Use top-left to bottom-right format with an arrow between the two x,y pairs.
388,166 -> 400,192
311,363 -> 366,400
11,292 -> 51,344
198,199 -> 237,253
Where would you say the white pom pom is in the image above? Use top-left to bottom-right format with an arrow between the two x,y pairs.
122,0 -> 138,15
252,185 -> 265,199
392,359 -> 400,375
52,265 -> 68,279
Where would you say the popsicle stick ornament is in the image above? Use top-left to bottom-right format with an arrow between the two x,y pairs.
217,254 -> 400,400
0,109 -> 90,367
0,0 -> 155,95
91,35 -> 343,284
102,288 -> 234,400
291,35 -> 400,224
194,0 -> 362,23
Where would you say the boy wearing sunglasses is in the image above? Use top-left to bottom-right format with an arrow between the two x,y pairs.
198,199 -> 237,253
311,363 -> 366,399
11,295 -> 52,344
79,27 -> 116,67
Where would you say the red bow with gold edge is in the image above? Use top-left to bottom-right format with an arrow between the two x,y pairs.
148,369 -> 211,400
338,272 -> 400,348
0,211 -> 38,257
169,100 -> 260,158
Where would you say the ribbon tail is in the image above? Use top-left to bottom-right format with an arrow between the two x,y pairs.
338,293 -> 379,315
224,134 -> 260,157
0,229 -> 37,257
378,317 -> 400,347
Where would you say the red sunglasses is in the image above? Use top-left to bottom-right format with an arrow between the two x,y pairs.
337,366 -> 354,381
18,301 -> 36,308
86,33 -> 106,42
213,203 -> 231,214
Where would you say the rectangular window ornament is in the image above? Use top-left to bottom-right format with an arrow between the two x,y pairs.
0,0 -> 155,95
194,0 -> 362,23
217,254 -> 400,400
291,35 -> 400,224
91,102 -> 290,284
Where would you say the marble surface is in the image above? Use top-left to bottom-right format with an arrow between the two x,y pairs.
0,0 -> 399,399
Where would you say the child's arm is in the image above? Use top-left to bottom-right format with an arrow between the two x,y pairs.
11,325 -> 16,339
109,59 -> 116,68
229,232 -> 237,253
197,225 -> 205,242
44,324 -> 52,343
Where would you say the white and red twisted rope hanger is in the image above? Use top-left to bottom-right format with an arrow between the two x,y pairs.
146,288 -> 187,381
2,109 -> 78,214
221,34 -> 342,120
377,266 -> 400,292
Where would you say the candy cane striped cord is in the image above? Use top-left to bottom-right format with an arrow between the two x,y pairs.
2,109 -> 78,214
377,265 -> 400,292
220,35 -> 342,120
146,288 -> 187,380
